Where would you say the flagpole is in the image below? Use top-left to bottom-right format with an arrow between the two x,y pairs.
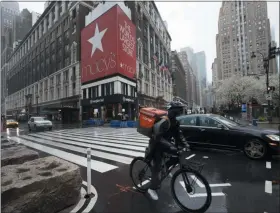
135,72 -> 138,121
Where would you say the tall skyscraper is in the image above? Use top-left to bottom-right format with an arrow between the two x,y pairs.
1,1 -> 20,115
180,47 -> 207,106
1,2 -> 33,115
271,26 -> 275,41
32,11 -> 41,26
1,1 -> 20,51
178,51 -> 199,107
195,51 -> 207,87
180,47 -> 198,77
216,1 -> 275,80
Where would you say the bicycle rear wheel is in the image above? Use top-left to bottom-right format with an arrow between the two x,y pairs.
171,168 -> 212,213
129,157 -> 152,193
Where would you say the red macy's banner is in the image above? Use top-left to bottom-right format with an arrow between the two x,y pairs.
81,5 -> 136,83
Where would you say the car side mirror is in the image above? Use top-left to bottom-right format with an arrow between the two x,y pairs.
217,124 -> 224,129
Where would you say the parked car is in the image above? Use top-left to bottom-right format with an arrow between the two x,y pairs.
28,117 -> 52,131
6,119 -> 19,128
177,114 -> 279,160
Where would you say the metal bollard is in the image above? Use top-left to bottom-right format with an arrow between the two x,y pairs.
86,148 -> 91,196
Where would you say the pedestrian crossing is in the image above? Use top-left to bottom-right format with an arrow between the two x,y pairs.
9,127 -> 150,173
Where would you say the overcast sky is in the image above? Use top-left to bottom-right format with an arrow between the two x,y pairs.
19,1 -> 279,82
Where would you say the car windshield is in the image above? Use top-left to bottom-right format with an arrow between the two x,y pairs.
214,115 -> 240,127
7,119 -> 16,122
34,117 -> 46,121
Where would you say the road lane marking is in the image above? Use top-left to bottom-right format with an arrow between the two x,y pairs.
179,181 -> 225,197
186,154 -> 196,160
9,136 -> 117,173
209,183 -> 231,187
265,181 -> 272,194
190,175 -> 231,188
81,181 -> 98,213
71,187 -> 87,213
189,192 -> 225,197
20,135 -> 135,164
27,133 -> 145,157
266,161 -> 271,169
41,131 -> 149,146
132,179 -> 150,189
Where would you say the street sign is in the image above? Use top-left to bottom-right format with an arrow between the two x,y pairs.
266,94 -> 272,101
241,103 -> 247,112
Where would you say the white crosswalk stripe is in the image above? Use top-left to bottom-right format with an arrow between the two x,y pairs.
9,127 -> 149,174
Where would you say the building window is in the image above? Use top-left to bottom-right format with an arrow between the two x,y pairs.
72,8 -> 76,19
64,18 -> 69,30
144,68 -> 149,81
83,89 -> 86,99
65,30 -> 69,39
90,86 -> 99,98
50,89 -> 54,100
121,82 -> 128,95
145,83 -> 149,94
73,23 -> 76,33
64,57 -> 70,67
51,42 -> 55,51
64,85 -> 68,97
143,51 -> 148,64
57,36 -> 62,45
130,85 -> 135,97
57,87 -> 60,99
71,42 -> 77,63
56,61 -> 62,70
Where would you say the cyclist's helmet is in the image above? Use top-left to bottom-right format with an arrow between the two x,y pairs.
166,100 -> 185,119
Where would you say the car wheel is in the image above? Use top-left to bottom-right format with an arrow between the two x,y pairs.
28,125 -> 31,132
49,127 -> 52,131
244,138 -> 267,160
34,125 -> 37,131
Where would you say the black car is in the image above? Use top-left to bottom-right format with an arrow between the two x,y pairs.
177,114 -> 280,160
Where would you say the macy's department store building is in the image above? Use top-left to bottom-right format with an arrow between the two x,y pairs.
80,2 -> 137,121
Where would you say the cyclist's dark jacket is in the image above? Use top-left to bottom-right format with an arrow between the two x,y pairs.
150,112 -> 185,155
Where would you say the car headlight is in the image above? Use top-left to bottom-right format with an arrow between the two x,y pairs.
266,135 -> 280,142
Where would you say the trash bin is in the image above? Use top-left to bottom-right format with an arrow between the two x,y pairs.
252,119 -> 258,126
267,116 -> 272,122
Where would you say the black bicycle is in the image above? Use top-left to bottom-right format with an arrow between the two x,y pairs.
129,148 -> 212,212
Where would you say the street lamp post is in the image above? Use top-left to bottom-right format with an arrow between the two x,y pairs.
251,51 -> 271,121
36,95 -> 39,115
134,73 -> 139,120
25,94 -> 32,119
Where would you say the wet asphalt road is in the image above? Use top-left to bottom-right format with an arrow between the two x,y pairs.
4,126 -> 280,213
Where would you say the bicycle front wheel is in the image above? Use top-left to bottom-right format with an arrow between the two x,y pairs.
171,168 -> 212,213
129,157 -> 152,193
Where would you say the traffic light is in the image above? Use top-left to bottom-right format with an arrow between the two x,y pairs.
267,86 -> 276,92
269,42 -> 277,59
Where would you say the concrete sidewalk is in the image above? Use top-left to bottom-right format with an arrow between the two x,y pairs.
257,122 -> 280,130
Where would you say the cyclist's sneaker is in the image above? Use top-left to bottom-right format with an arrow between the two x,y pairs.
148,189 -> 158,200
168,172 -> 173,178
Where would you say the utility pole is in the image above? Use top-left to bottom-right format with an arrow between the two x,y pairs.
251,42 -> 280,123
263,58 -> 271,121
135,75 -> 138,120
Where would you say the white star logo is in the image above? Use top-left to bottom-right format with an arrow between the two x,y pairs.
88,23 -> 108,57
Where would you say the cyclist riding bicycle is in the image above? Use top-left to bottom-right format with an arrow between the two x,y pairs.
145,100 -> 190,200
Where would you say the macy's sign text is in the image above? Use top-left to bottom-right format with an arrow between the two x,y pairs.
82,52 -> 116,78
